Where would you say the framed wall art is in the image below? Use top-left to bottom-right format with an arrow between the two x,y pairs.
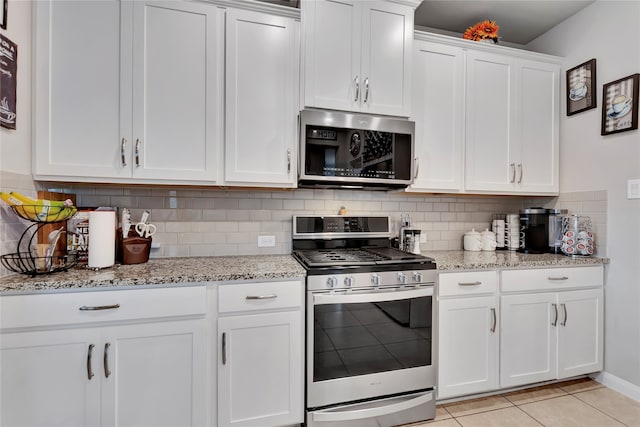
1,0 -> 6,30
0,33 -> 17,130
566,58 -> 596,116
601,73 -> 639,136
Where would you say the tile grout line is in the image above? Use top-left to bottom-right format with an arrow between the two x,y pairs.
511,405 -> 546,427
570,391 -> 632,427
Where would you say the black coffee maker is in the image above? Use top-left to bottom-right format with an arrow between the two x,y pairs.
519,208 -> 550,254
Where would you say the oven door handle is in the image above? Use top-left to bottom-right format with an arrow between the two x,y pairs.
313,287 -> 433,305
311,391 -> 433,422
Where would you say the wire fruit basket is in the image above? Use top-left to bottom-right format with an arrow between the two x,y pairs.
1,205 -> 78,276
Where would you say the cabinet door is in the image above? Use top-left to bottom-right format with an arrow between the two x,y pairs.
464,51 -> 516,192
101,320 -> 207,427
131,1 -> 222,182
500,293 -> 557,388
33,0 -> 132,180
408,41 -> 463,192
557,289 -> 604,379
218,311 -> 303,427
224,9 -> 298,186
360,1 -> 412,116
438,296 -> 498,399
517,59 -> 560,194
302,0 -> 361,112
0,329 -> 101,427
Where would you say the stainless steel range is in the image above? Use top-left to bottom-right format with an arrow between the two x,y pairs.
293,216 -> 437,427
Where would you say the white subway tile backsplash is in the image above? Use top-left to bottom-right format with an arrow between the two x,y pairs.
0,172 -> 608,276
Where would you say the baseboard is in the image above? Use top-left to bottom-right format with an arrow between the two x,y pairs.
591,371 -> 640,401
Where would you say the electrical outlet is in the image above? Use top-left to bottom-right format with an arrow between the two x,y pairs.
258,235 -> 276,247
628,179 -> 640,199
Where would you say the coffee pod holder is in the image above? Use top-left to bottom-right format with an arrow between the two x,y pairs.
561,215 -> 594,257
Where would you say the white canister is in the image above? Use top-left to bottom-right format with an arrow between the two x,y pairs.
463,229 -> 482,251
88,211 -> 116,268
481,229 -> 497,251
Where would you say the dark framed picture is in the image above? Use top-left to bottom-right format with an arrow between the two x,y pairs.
0,0 -> 6,30
566,59 -> 596,116
601,73 -> 639,136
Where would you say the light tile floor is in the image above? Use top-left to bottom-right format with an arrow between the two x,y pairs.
402,378 -> 640,427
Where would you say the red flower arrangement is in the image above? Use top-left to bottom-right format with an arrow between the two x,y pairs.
463,20 -> 500,43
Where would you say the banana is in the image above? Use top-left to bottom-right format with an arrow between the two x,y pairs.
0,192 -> 23,206
9,191 -> 69,207
2,191 -> 75,221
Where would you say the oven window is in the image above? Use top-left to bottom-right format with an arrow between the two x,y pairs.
313,296 -> 432,381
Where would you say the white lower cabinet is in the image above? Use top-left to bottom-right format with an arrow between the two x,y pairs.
217,280 -> 304,427
500,267 -> 604,388
0,286 -> 208,427
437,271 -> 499,399
437,265 -> 604,399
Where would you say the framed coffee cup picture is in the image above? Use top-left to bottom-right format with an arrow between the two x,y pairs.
566,58 -> 596,116
601,73 -> 639,136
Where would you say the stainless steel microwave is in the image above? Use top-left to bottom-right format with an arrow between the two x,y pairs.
298,109 -> 415,190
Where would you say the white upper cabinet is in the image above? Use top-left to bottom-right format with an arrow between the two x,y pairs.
34,0 -> 222,184
464,50 -> 559,195
224,8 -> 298,186
33,0 -> 129,180
130,1 -> 222,182
408,40 -> 464,192
302,0 -> 414,116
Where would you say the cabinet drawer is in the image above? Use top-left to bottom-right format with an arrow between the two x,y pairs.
1,285 -> 207,330
439,271 -> 497,296
218,280 -> 303,314
501,265 -> 603,293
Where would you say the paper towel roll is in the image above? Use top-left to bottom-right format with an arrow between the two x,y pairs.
88,211 -> 116,268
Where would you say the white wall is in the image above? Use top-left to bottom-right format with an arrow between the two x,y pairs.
528,0 -> 640,388
0,0 -> 32,174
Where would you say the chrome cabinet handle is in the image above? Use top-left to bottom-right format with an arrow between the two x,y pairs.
458,281 -> 482,286
490,307 -> 497,333
561,303 -> 567,326
414,157 -> 419,179
135,139 -> 141,167
104,342 -> 111,378
364,77 -> 369,103
548,276 -> 569,281
87,344 -> 95,380
287,148 -> 291,174
222,332 -> 227,365
510,163 -> 516,183
354,76 -> 360,102
517,163 -> 523,183
551,303 -> 558,326
79,304 -> 120,311
246,294 -> 278,300
121,138 -> 127,167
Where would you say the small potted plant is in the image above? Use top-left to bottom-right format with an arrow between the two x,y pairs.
463,20 -> 500,44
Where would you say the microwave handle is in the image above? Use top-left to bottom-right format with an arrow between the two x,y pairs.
414,157 -> 419,179
311,391 -> 433,422
313,287 -> 432,306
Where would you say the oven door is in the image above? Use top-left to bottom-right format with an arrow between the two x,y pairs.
307,286 -> 435,409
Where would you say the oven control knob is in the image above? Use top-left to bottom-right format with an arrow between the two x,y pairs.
326,277 -> 338,288
371,274 -> 381,286
344,276 -> 354,287
397,272 -> 407,284
412,271 -> 424,283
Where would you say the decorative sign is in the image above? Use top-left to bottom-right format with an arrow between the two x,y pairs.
566,58 -> 596,116
601,73 -> 639,136
0,33 -> 17,129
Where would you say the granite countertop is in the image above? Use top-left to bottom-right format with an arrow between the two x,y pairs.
0,255 -> 306,294
425,250 -> 609,271
0,251 -> 609,294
